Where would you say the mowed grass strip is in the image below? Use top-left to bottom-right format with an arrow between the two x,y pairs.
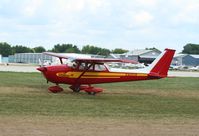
0,72 -> 199,119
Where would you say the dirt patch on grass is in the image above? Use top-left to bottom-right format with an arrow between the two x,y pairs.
1,86 -> 199,100
1,116 -> 199,136
0,86 -> 44,95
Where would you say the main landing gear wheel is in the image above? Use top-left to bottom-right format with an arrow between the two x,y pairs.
69,85 -> 103,95
69,85 -> 80,93
87,92 -> 97,95
48,86 -> 63,93
84,87 -> 103,95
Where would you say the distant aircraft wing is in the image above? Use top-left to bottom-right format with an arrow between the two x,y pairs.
43,52 -> 138,64
43,52 -> 71,59
75,58 -> 137,63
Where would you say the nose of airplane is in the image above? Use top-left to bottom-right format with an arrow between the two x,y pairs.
37,67 -> 47,72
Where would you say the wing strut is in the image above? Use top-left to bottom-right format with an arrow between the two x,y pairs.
75,62 -> 94,84
71,63 -> 95,92
59,58 -> 63,64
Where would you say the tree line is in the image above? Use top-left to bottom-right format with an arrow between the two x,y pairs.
0,42 -> 129,57
182,43 -> 199,54
0,42 -> 199,57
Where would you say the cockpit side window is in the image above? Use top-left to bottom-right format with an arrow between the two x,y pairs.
77,62 -> 107,71
79,62 -> 86,70
66,61 -> 77,69
78,62 -> 94,71
94,64 -> 107,71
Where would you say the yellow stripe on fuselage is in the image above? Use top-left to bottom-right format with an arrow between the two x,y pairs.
137,73 -> 148,77
81,76 -> 120,78
84,72 -> 126,76
56,71 -> 147,78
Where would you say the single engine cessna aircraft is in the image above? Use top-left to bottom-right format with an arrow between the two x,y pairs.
37,48 -> 175,95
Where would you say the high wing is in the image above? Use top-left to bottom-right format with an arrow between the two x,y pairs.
43,52 -> 138,64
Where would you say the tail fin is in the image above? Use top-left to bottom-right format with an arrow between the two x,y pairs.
144,49 -> 175,77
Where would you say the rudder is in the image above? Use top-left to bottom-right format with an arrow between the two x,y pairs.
147,49 -> 175,77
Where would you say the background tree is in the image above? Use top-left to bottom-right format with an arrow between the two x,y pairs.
52,44 -> 80,53
82,45 -> 98,54
33,46 -> 46,53
100,48 -> 111,56
82,45 -> 110,56
65,45 -> 80,53
182,43 -> 199,54
12,45 -> 33,54
112,48 -> 128,54
0,42 -> 12,57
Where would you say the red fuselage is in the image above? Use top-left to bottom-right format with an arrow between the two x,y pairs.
37,49 -> 175,94
38,64 -> 155,85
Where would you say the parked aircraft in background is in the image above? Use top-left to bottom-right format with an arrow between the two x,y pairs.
189,66 -> 199,71
37,49 -> 175,95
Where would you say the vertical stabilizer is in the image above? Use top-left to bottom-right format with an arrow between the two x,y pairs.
144,49 -> 175,77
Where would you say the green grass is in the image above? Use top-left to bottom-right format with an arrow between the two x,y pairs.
0,71 -> 199,119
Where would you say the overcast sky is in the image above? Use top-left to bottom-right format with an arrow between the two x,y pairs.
0,0 -> 199,52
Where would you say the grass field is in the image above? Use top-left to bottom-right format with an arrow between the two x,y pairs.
0,71 -> 199,135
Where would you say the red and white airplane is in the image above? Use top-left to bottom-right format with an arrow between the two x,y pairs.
37,48 -> 175,95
